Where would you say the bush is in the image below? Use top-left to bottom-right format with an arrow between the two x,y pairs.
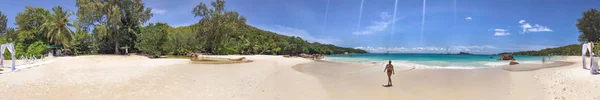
136,22 -> 170,57
26,41 -> 46,57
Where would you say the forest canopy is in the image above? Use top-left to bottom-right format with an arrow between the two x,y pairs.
500,44 -> 582,56
0,0 -> 366,58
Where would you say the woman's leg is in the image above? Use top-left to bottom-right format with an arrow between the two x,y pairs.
387,72 -> 392,85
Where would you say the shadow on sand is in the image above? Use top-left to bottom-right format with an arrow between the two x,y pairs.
382,84 -> 393,87
501,61 -> 575,72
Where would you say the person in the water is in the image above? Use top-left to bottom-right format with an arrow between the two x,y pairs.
384,60 -> 395,86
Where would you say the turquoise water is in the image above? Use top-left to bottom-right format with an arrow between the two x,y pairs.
326,53 -> 548,68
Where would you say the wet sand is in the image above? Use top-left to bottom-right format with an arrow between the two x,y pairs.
292,60 -> 578,100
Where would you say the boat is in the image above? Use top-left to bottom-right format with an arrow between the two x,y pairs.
189,53 -> 253,64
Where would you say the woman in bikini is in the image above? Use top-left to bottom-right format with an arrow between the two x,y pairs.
383,60 -> 395,86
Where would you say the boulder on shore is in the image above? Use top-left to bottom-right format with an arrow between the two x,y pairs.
499,53 -> 516,60
509,60 -> 519,65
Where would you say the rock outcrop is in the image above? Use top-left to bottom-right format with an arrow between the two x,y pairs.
499,53 -> 516,60
509,60 -> 519,65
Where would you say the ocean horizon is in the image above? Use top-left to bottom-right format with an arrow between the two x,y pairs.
326,53 -> 551,69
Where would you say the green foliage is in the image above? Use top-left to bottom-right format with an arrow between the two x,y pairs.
14,43 -> 26,58
15,6 -> 50,45
25,41 -> 46,57
76,0 -> 152,54
40,6 -> 74,47
0,0 -> 366,57
0,10 -> 6,34
577,8 -> 600,43
136,22 -> 170,57
0,28 -> 17,43
501,44 -> 582,56
69,30 -> 93,55
169,25 -> 202,55
193,0 -> 246,53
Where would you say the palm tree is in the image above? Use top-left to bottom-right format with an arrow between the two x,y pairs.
40,6 -> 74,47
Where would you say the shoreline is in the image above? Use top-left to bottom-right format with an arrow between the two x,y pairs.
1,55 -> 599,99
324,55 -> 569,70
293,56 -> 586,99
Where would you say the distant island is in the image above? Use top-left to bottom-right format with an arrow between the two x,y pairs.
443,51 -> 473,55
457,52 -> 473,55
499,44 -> 581,56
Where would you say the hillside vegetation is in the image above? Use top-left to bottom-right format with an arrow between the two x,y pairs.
501,44 -> 582,56
0,0 -> 366,58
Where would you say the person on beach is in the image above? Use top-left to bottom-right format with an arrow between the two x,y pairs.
384,60 -> 395,86
542,57 -> 546,64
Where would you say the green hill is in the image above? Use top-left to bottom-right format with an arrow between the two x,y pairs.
500,44 -> 581,56
165,23 -> 367,55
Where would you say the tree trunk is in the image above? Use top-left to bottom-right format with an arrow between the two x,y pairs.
114,38 -> 119,54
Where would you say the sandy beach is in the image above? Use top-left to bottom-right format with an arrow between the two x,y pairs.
0,55 -> 599,100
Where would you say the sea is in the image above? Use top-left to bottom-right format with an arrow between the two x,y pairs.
326,53 -> 556,69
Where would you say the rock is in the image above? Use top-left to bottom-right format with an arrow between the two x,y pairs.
499,53 -> 516,60
299,53 -> 312,58
509,61 -> 519,65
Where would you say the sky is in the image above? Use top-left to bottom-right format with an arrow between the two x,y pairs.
1,0 -> 599,54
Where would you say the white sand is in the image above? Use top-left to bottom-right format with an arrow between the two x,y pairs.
291,57 -> 600,100
0,55 -> 324,100
530,56 -> 600,100
0,55 -> 598,100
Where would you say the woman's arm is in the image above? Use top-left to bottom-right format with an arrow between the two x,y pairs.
392,66 -> 395,74
384,66 -> 387,72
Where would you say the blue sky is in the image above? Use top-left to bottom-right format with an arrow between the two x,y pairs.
1,0 -> 599,54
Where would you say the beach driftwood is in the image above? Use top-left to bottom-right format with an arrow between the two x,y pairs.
499,53 -> 516,60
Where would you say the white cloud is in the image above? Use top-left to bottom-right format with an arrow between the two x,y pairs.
352,12 -> 397,35
465,17 -> 472,20
260,25 -> 339,44
152,9 -> 167,15
519,20 -> 526,24
518,20 -> 553,33
354,45 -> 496,53
493,28 -> 510,36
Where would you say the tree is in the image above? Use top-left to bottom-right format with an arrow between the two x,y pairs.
170,25 -> 201,55
70,30 -> 93,55
0,10 -> 6,34
136,22 -> 170,57
577,8 -> 600,43
15,6 -> 50,44
192,0 -> 246,54
0,28 -> 17,43
76,0 -> 152,54
40,6 -> 74,47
